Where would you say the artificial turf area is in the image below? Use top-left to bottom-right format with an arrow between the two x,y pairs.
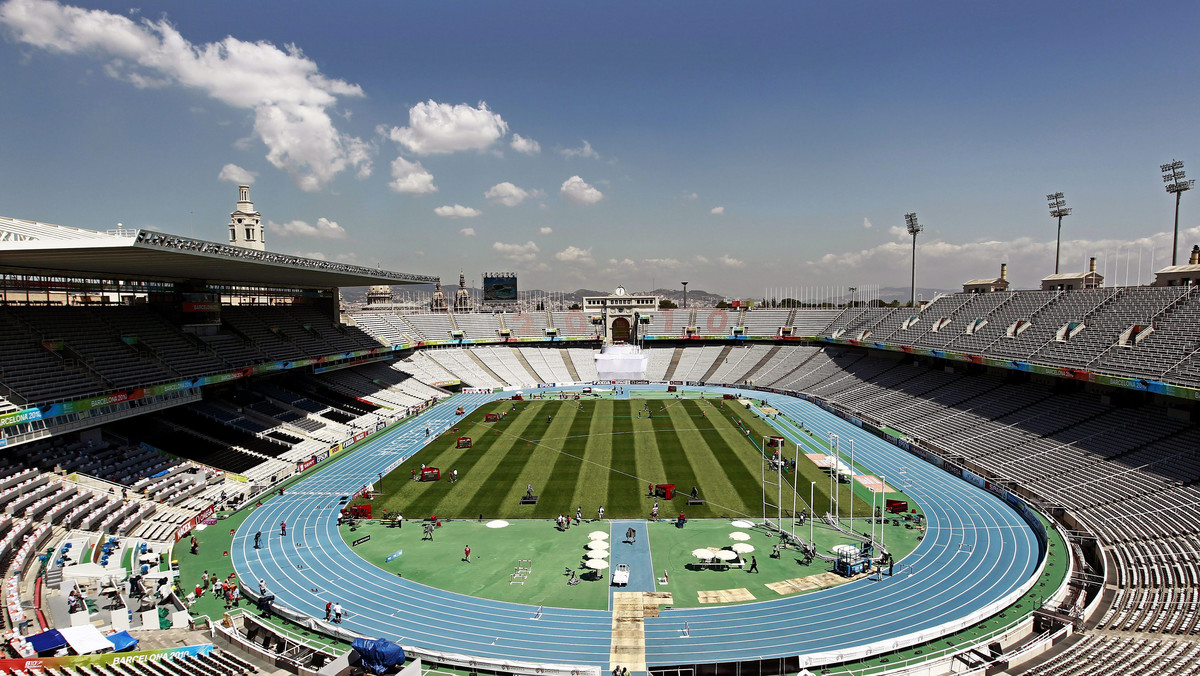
338,515 -> 925,610
357,397 -> 878,521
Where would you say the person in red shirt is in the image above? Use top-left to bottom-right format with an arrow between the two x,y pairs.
464,544 -> 471,562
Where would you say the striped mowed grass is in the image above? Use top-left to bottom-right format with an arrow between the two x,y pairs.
368,397 -> 854,520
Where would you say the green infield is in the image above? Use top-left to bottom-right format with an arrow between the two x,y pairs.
354,398 -> 875,521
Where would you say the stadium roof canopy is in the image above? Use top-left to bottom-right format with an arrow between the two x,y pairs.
0,217 -> 436,288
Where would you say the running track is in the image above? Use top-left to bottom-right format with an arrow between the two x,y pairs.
233,385 -> 1043,669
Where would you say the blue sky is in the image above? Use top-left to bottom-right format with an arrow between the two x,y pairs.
2,0 -> 1199,297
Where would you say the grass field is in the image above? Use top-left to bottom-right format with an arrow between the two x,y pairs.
359,397 -> 873,521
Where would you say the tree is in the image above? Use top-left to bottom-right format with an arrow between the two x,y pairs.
715,300 -> 731,309
659,299 -> 678,309
568,302 -> 582,310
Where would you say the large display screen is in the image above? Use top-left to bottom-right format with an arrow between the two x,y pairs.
483,274 -> 518,302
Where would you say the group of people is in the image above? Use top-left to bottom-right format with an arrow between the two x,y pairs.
324,600 -> 345,623
194,570 -> 239,608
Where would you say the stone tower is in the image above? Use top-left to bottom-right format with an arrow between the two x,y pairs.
453,272 -> 473,312
228,185 -> 265,251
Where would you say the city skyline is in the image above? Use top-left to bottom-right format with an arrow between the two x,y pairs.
1,0 -> 1198,295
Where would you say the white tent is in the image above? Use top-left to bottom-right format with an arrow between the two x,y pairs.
58,625 -> 114,655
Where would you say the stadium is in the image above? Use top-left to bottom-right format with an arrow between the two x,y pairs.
1,185 -> 1198,676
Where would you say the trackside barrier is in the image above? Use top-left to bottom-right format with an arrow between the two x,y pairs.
235,590 -> 600,676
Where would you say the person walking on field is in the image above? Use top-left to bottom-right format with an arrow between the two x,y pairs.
280,521 -> 286,536
749,556 -> 759,573
325,601 -> 332,621
597,506 -> 605,521
464,544 -> 471,562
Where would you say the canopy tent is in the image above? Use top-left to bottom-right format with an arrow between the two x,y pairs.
731,543 -> 755,554
106,630 -> 139,652
58,625 -> 115,655
729,531 -> 751,542
27,629 -> 67,655
691,548 -> 715,560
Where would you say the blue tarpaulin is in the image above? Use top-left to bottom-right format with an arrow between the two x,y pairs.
107,630 -> 139,652
27,629 -> 66,654
352,637 -> 405,674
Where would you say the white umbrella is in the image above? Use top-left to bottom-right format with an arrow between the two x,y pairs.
586,540 -> 610,550
731,543 -> 755,554
691,548 -> 715,560
586,549 -> 610,559
730,520 -> 755,529
713,549 -> 738,561
729,531 -> 751,542
585,559 -> 610,570
588,531 -> 609,540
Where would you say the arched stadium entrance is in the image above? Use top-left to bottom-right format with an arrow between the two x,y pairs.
611,316 -> 631,343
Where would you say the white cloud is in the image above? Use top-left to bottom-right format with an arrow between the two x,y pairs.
889,225 -> 909,238
693,255 -> 710,264
0,0 -> 373,191
386,100 -> 507,155
608,258 -> 636,267
510,133 -> 540,154
863,217 -> 874,229
560,175 -> 604,205
434,204 -> 481,218
683,191 -> 698,200
560,140 -> 599,159
718,254 -> 745,268
218,163 -> 257,184
644,257 -> 682,269
539,227 -> 553,235
554,245 -> 593,265
459,227 -> 475,237
484,181 -> 531,207
388,156 -> 437,194
268,217 -> 347,240
711,206 -> 725,215
492,240 -> 540,265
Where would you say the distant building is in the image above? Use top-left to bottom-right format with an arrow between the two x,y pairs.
453,272 -> 473,312
963,263 -> 1011,294
227,185 -> 265,251
1041,257 -> 1103,291
430,280 -> 448,311
1153,245 -> 1200,287
366,285 -> 393,306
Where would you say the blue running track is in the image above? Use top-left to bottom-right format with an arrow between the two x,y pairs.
233,385 -> 1044,669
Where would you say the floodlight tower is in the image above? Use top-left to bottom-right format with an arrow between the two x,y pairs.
1047,192 -> 1071,274
1162,160 -> 1196,266
681,281 -> 689,309
904,213 -> 923,307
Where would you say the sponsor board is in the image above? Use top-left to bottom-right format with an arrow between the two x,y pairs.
352,535 -> 371,547
0,644 -> 212,670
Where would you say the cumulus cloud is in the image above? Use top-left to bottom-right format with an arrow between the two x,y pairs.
560,139 -> 599,159
804,224 -> 1200,290
267,217 -> 347,240
0,0 -> 374,191
388,156 -> 437,194
607,257 -> 637,267
459,227 -> 475,237
492,240 -> 540,265
644,257 -> 682,269
434,204 -> 481,218
711,206 -> 725,215
863,217 -> 873,229
718,254 -> 745,268
560,175 -> 603,205
510,133 -> 540,154
693,255 -> 710,264
218,163 -> 257,184
385,100 -> 507,155
539,227 -> 553,235
683,191 -> 698,200
484,181 -> 531,207
554,245 -> 594,264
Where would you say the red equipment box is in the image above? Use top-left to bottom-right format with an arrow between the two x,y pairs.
655,483 -> 676,499
723,394 -> 735,400
667,385 -> 677,392
342,504 -> 371,519
456,437 -> 472,449
420,467 -> 441,482
485,413 -> 499,422
886,499 -> 909,514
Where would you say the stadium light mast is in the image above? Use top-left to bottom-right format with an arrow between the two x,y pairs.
1046,192 -> 1071,274
681,281 -> 689,309
904,213 -> 923,307
1162,160 -> 1196,265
